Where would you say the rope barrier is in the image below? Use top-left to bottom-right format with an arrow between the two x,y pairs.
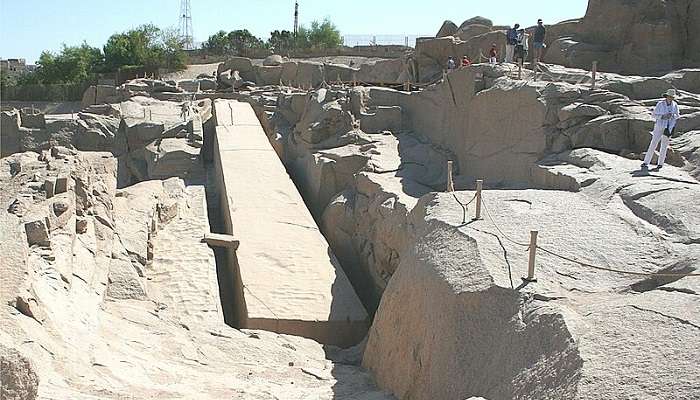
451,192 -> 477,224
474,191 -> 700,279
241,284 -> 297,345
536,246 -> 700,277
480,195 -> 530,248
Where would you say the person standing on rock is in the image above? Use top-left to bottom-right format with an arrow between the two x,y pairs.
447,56 -> 456,72
505,24 -> 520,63
515,29 -> 529,65
489,44 -> 498,66
533,19 -> 546,61
642,89 -> 680,170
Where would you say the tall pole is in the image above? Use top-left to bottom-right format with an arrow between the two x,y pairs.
179,0 -> 194,50
294,1 -> 299,38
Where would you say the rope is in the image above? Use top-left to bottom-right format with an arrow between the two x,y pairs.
480,195 -> 530,248
241,284 -> 297,345
536,246 -> 700,277
451,192 -> 477,224
242,284 -> 282,319
477,193 -> 699,278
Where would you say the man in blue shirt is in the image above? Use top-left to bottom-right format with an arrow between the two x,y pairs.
505,24 -> 520,63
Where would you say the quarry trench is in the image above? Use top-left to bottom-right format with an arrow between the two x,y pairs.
225,65 -> 700,399
3,53 -> 700,399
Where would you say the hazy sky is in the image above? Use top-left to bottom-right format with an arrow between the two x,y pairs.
0,0 -> 589,63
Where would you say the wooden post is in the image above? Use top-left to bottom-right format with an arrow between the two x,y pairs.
229,103 -> 234,124
143,108 -> 146,119
446,161 -> 455,192
591,61 -> 598,89
149,109 -> 152,121
524,231 -> 539,282
475,179 -> 483,220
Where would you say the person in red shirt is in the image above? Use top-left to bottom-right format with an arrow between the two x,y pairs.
489,44 -> 498,66
461,56 -> 471,67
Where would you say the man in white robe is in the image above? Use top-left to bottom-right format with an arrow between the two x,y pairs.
642,89 -> 680,170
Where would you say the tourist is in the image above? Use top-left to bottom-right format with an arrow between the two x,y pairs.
447,56 -> 456,72
533,19 -> 546,61
515,29 -> 529,65
641,89 -> 680,170
461,56 -> 471,68
489,44 -> 498,66
505,24 -> 520,63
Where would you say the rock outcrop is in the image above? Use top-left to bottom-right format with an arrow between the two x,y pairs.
544,0 -> 700,74
3,11 -> 700,397
0,146 -> 391,398
260,60 -> 700,399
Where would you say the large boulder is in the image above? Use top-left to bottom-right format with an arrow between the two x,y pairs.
436,20 -> 458,37
456,24 -> 493,41
296,61 -> 325,88
295,101 -> 354,144
1,110 -> 21,157
325,63 -> 359,83
217,57 -> 255,82
144,138 -> 201,180
218,70 -> 245,90
357,59 -> 406,84
120,119 -> 165,150
458,16 -> 493,28
263,54 -> 284,66
217,56 -> 253,74
81,85 -> 121,108
255,66 -> 283,86
280,61 -> 299,85
544,0 -> 700,74
364,188 -> 700,400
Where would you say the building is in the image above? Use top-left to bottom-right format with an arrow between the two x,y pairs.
0,58 -> 35,76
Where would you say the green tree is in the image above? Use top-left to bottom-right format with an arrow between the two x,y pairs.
33,42 -> 104,84
268,30 -> 295,52
203,30 -> 230,55
294,26 -> 311,49
227,29 -> 265,54
307,18 -> 342,49
103,24 -> 185,71
159,28 -> 187,70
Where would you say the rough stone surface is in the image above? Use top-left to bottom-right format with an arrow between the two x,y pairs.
0,147 -> 390,399
364,189 -> 699,400
263,54 -> 284,66
4,11 -> 700,398
543,0 -> 700,74
0,344 -> 39,400
436,20 -> 458,38
260,56 -> 700,399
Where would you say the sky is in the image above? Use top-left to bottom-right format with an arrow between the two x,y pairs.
0,0 -> 589,64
